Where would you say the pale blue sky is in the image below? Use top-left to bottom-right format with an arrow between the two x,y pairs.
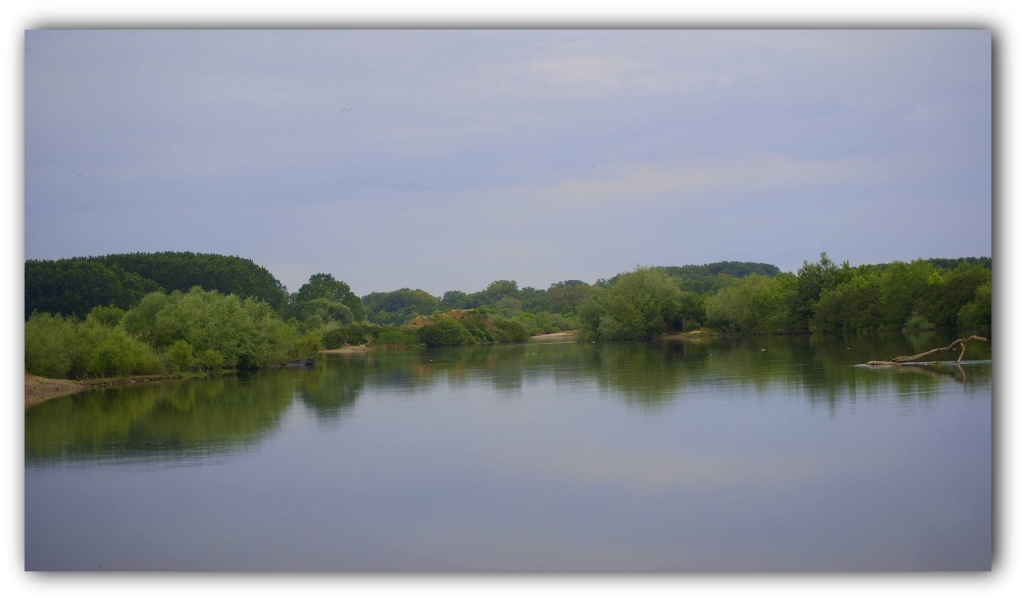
25,30 -> 991,295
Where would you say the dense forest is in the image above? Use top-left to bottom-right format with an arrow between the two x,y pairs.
26,252 -> 289,318
25,251 -> 991,381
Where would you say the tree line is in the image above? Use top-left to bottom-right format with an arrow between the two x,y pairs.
26,252 -> 289,318
577,254 -> 990,341
24,251 -> 990,381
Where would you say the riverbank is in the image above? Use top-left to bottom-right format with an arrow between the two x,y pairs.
661,329 -> 717,340
320,344 -> 373,355
24,372 -> 203,409
529,330 -> 577,340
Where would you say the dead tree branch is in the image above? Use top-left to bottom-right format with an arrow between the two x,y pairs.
866,336 -> 988,366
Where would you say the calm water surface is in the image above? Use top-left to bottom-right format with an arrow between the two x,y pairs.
25,333 -> 991,571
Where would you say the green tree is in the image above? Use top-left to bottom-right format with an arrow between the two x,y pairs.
548,280 -> 594,314
97,251 -> 289,314
165,340 -> 195,372
484,280 -> 518,302
793,252 -> 852,331
417,315 -> 471,346
294,273 -> 364,321
26,259 -> 164,319
577,267 -> 685,341
958,281 -> 992,331
87,304 -> 126,328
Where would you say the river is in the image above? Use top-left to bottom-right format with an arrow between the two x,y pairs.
25,333 -> 991,571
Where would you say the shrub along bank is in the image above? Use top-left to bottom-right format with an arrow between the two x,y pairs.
26,287 -> 321,380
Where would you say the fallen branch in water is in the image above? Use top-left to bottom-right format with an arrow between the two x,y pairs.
866,335 -> 988,366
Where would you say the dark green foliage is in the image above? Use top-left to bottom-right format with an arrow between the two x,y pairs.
510,311 -> 576,336
24,313 -> 80,379
362,288 -> 439,324
518,287 -> 552,313
26,259 -> 164,319
417,315 -> 472,346
291,297 -> 353,326
810,279 -> 884,333
677,292 -> 707,331
87,305 -> 126,328
696,256 -> 995,336
792,253 -> 853,331
97,252 -> 289,313
548,280 -> 594,314
165,340 -> 195,372
958,282 -> 992,331
320,322 -> 387,348
492,296 -> 524,318
577,268 -> 687,341
294,273 -> 364,321
121,287 -> 299,370
362,288 -> 438,314
703,261 -> 782,278
603,262 -> 781,295
121,292 -> 170,340
295,331 -> 324,358
494,319 -> 530,342
440,290 -> 474,310
925,257 -> 991,271
456,309 -> 497,343
25,312 -> 163,379
88,333 -> 162,378
706,274 -> 774,333
916,263 -> 991,329
483,280 -> 518,301
902,312 -> 936,332
374,330 -> 419,348
198,349 -> 224,371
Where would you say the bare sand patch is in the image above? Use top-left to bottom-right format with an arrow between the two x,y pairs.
320,344 -> 373,355
24,372 -> 192,409
530,330 -> 577,340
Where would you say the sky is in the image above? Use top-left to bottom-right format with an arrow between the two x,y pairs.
24,29 -> 991,296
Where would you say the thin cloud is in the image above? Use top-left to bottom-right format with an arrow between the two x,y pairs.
472,154 -> 885,210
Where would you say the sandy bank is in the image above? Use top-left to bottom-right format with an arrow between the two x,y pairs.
529,330 -> 577,340
24,372 -> 195,409
320,344 -> 373,355
660,330 -> 717,340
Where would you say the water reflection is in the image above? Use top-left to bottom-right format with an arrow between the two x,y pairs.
26,374 -> 294,463
26,333 -> 990,464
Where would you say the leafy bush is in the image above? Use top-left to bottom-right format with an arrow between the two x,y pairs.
88,333 -> 162,378
165,340 -> 195,372
122,287 -> 296,370
25,313 -> 79,379
577,267 -> 685,341
198,349 -> 224,371
87,305 -> 127,328
374,330 -> 419,348
294,331 -> 324,359
293,273 -> 364,321
494,319 -> 530,342
321,322 -> 382,347
417,315 -> 471,346
902,312 -> 936,332
958,282 -> 992,330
